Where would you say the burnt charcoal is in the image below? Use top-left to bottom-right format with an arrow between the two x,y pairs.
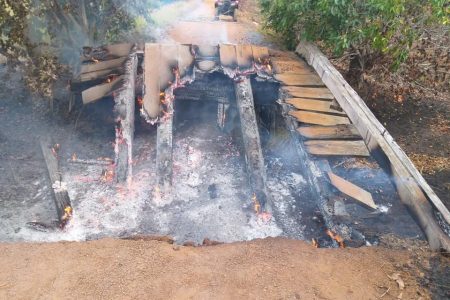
208,184 -> 217,199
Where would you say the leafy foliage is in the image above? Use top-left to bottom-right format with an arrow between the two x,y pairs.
0,0 -> 166,99
260,0 -> 449,70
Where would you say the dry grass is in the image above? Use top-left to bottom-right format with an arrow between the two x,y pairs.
409,153 -> 450,176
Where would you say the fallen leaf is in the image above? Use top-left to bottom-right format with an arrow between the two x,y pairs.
388,273 -> 405,290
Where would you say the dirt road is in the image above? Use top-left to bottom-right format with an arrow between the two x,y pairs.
159,0 -> 275,46
0,237 -> 440,300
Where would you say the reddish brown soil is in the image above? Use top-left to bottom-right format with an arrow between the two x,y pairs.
0,237 -> 444,299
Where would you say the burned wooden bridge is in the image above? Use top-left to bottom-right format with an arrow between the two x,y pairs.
72,42 -> 450,251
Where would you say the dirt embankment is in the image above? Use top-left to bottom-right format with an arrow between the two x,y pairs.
1,237 -> 447,299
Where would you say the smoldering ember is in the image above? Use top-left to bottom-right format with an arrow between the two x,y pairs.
1,1 -> 449,299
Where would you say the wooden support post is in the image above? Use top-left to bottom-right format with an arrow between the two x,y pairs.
114,50 -> 137,183
280,103 -> 339,247
234,77 -> 271,211
217,103 -> 230,129
156,114 -> 173,192
40,138 -> 72,227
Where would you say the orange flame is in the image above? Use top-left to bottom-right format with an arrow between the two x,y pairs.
326,229 -> 345,248
137,96 -> 143,107
312,238 -> 319,248
101,168 -> 114,183
251,193 -> 261,214
105,74 -> 118,84
71,153 -> 77,161
61,206 -> 72,225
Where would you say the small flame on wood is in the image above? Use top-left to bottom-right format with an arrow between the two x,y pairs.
251,193 -> 261,214
101,168 -> 115,183
326,229 -> 345,248
137,96 -> 143,108
61,206 -> 73,227
51,143 -> 60,157
312,238 -> 319,248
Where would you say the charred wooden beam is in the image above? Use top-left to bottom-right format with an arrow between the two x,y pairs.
40,138 -> 72,227
68,157 -> 113,166
156,115 -> 173,191
234,76 -> 271,211
82,43 -> 133,62
81,75 -> 123,104
280,103 -> 339,248
173,73 -> 235,104
114,49 -> 138,183
217,103 -> 230,129
80,57 -> 127,74
78,67 -> 124,82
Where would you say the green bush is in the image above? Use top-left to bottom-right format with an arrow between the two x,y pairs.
0,0 -> 165,99
260,0 -> 449,70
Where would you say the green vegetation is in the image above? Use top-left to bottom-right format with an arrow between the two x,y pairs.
260,0 -> 449,71
0,0 -> 165,99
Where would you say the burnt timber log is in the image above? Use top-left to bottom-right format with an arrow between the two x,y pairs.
157,116 -> 173,191
234,77 -> 271,211
156,45 -> 178,192
173,74 -> 235,104
280,103 -> 339,247
39,138 -> 72,227
114,50 -> 137,183
296,41 -> 450,251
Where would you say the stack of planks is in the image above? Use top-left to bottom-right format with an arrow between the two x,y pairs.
76,43 -> 135,104
277,53 -> 378,233
275,55 -> 370,158
296,41 -> 450,251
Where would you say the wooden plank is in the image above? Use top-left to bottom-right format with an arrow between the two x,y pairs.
219,44 -> 237,70
80,57 -> 127,74
286,98 -> 346,115
236,44 -> 254,72
289,111 -> 350,126
275,73 -> 324,86
297,125 -> 361,140
282,86 -> 334,100
79,67 -> 123,82
252,46 -> 270,63
102,43 -> 133,57
178,44 -> 195,78
82,43 -> 133,62
252,46 -> 272,75
40,138 -> 72,227
159,44 -> 178,91
328,171 -> 377,209
142,43 -> 160,120
81,76 -> 122,104
297,41 -> 450,251
271,58 -> 312,74
304,140 -> 370,157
